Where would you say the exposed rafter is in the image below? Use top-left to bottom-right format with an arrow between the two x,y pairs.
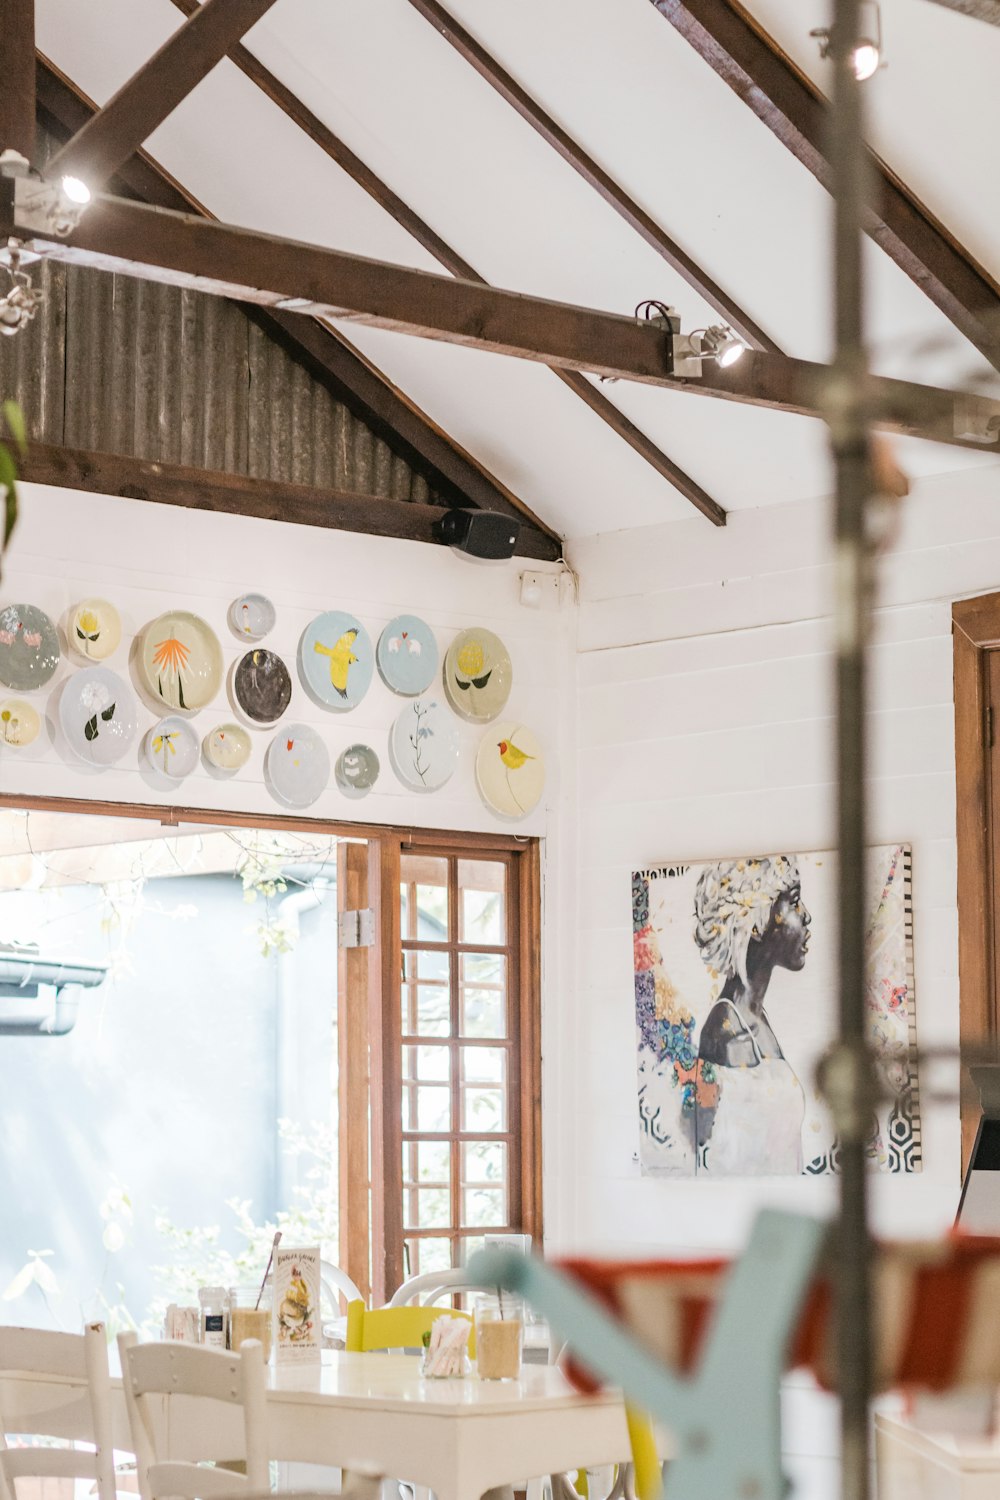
49,0 -> 281,188
404,0 -> 780,357
167,0 -> 724,524
35,58 -> 557,546
15,187 -> 1000,455
921,0 -> 1000,22
0,0 -> 36,162
650,0 -> 1000,373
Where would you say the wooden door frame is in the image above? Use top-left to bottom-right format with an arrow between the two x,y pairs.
953,593 -> 1000,1171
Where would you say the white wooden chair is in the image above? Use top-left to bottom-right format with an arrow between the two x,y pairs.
0,1322 -> 117,1500
117,1334 -> 267,1500
386,1269 -> 483,1309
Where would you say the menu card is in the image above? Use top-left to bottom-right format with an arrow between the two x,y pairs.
272,1246 -> 321,1364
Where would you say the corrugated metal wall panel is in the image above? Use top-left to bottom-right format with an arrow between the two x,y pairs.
1,254 -> 435,504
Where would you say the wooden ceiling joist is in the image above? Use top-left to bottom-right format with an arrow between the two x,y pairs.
0,0 -> 36,162
49,0 -> 281,189
167,0 -> 724,525
650,0 -> 1000,372
404,0 -> 779,358
14,187 -> 1000,455
921,0 -> 1000,23
35,60 -> 558,549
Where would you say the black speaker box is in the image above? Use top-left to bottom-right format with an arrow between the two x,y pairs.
432,508 -> 520,560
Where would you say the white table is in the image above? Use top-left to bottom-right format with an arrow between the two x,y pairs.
1,1350 -> 632,1500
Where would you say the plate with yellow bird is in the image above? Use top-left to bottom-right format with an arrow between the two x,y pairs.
0,697 -> 41,749
59,667 -> 138,767
443,627 -> 512,724
476,723 -> 545,820
139,610 -> 223,713
232,648 -> 293,725
265,722 -> 331,808
298,610 -> 373,711
144,715 -> 199,779
69,597 -> 121,662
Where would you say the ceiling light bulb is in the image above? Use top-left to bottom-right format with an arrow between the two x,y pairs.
699,325 -> 746,368
716,334 -> 745,368
851,41 -> 880,79
60,175 -> 91,206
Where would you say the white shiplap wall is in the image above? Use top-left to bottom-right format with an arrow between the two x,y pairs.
564,461 -> 1000,1260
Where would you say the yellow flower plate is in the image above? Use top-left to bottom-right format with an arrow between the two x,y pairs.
70,597 -> 122,661
443,627 -> 512,724
0,697 -> 41,748
139,610 -> 223,713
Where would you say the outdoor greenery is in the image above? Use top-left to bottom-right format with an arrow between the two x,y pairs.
0,398 -> 25,579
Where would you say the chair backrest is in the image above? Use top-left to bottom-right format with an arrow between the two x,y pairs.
319,1260 -> 364,1313
118,1332 -> 269,1500
387,1268 -> 484,1308
344,1301 -> 475,1355
0,1322 -> 116,1500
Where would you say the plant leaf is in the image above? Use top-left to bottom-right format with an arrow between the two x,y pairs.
2,1263 -> 35,1301
101,702 -> 116,721
1,401 -> 27,457
85,714 -> 98,741
0,445 -> 18,550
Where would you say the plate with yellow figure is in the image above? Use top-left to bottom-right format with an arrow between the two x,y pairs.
232,648 -> 293,724
265,722 -> 330,808
139,610 -> 223,713
203,721 -> 252,772
145,715 -> 199,779
0,698 -> 40,749
476,723 -> 545,820
443,627 -> 512,723
299,611 -> 373,712
70,598 -> 121,661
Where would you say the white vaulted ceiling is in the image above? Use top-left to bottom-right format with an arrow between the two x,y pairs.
34,0 -> 1000,537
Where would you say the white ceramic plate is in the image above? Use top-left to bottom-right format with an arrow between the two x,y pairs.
69,598 -> 122,661
299,611 -> 373,711
229,593 -> 276,642
203,721 -> 252,771
476,723 -> 545,819
139,610 -> 224,712
389,697 -> 459,793
335,743 -> 380,799
145,715 -> 200,779
265,723 -> 330,808
0,604 -> 61,691
443,628 -> 512,723
376,615 -> 438,697
0,697 -> 41,748
59,667 -> 138,767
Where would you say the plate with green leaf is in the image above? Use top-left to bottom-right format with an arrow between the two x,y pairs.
59,666 -> 137,766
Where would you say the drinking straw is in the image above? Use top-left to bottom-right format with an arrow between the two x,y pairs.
256,1231 -> 281,1311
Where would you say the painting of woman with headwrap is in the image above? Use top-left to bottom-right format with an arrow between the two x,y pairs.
631,845 -> 920,1178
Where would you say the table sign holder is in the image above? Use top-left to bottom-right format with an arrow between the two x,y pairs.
272,1246 -> 321,1364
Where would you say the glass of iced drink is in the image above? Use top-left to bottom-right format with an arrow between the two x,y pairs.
229,1285 -> 272,1363
474,1294 -> 524,1380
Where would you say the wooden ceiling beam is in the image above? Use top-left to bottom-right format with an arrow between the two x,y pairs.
34,59 -> 556,544
404,0 -> 779,357
650,0 -> 1000,372
921,0 -> 1000,23
20,442 -> 560,559
16,187 -> 1000,454
47,0 -> 281,188
0,0 -> 36,162
168,0 -> 724,525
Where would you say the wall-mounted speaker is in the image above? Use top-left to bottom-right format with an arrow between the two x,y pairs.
432,508 -> 520,560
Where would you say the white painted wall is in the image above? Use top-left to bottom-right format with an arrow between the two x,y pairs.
563,460 -> 1000,1260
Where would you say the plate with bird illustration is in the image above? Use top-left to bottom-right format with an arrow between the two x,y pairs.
232,648 -> 293,724
389,696 -> 459,794
139,610 -> 223,713
0,698 -> 41,749
203,721 -> 253,772
59,667 -> 138,767
69,597 -> 122,662
376,615 -> 438,697
265,723 -> 330,808
0,603 -> 61,691
476,723 -> 545,820
298,610 -> 373,711
335,743 -> 380,800
145,715 -> 200,779
443,627 -> 512,723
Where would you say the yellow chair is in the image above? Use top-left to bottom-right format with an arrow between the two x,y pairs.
345,1300 -> 476,1356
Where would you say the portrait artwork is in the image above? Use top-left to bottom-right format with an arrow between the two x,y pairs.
632,845 -> 920,1177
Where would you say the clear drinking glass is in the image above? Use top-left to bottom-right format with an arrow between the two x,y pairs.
229,1284 -> 272,1362
474,1293 -> 524,1380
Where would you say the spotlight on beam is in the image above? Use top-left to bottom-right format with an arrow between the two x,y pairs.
812,0 -> 884,80
632,301 -> 748,379
60,175 -> 92,207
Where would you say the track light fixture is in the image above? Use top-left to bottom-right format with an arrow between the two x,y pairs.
0,154 -> 94,238
811,0 -> 883,80
0,245 -> 43,338
631,301 -> 748,379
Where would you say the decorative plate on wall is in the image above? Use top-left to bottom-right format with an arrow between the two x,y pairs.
228,593 -> 276,643
232,648 -> 293,724
0,698 -> 41,748
265,723 -> 330,808
443,627 -> 512,723
335,743 -> 380,800
139,610 -> 223,712
70,598 -> 122,662
59,667 -> 138,767
476,722 -> 545,820
376,615 -> 438,697
203,721 -> 252,772
145,715 -> 200,779
298,611 -> 373,711
0,604 -> 60,691
389,697 -> 459,793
